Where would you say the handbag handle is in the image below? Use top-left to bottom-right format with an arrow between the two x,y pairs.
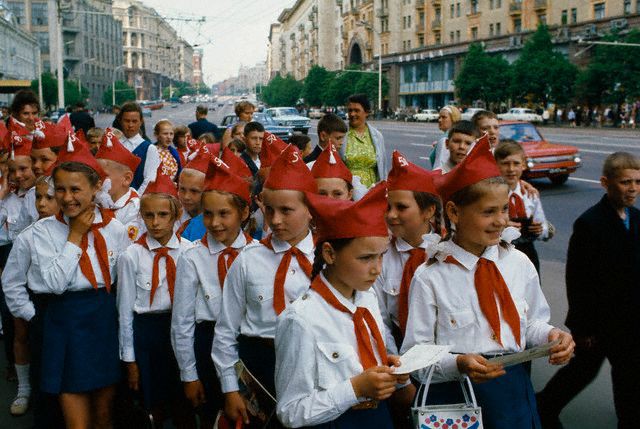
413,365 -> 478,409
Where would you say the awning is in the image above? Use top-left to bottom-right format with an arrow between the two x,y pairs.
0,80 -> 32,94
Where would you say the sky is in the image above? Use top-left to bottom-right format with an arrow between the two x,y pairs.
141,0 -> 295,85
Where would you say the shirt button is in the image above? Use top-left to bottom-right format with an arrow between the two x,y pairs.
491,334 -> 497,341
205,295 -> 210,300
332,352 -> 339,359
258,295 -> 263,301
301,294 -> 308,300
290,269 -> 296,275
289,299 -> 294,304
146,282 -> 150,287
450,319 -> 456,325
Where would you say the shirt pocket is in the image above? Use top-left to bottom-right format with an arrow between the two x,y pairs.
316,342 -> 360,390
246,283 -> 275,320
381,277 -> 401,297
436,309 -> 477,348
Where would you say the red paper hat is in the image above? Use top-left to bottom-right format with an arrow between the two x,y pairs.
184,144 -> 214,174
388,150 -> 438,195
311,144 -> 352,183
306,181 -> 389,242
433,134 -> 501,203
186,137 -> 201,153
55,131 -> 107,180
221,147 -> 252,179
2,117 -> 29,153
32,121 -> 66,150
259,131 -> 288,168
0,121 -> 6,144
203,155 -> 251,204
143,166 -> 178,197
8,130 -> 33,158
95,128 -> 141,173
57,114 -> 74,135
264,144 -> 317,193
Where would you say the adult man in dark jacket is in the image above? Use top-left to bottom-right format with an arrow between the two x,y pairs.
537,152 -> 640,429
188,105 -> 220,140
69,102 -> 95,135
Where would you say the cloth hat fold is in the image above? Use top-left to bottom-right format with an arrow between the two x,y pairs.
221,147 -> 252,179
259,131 -> 288,168
143,165 -> 178,197
184,144 -> 216,174
433,134 -> 500,203
264,144 -> 317,193
306,181 -> 389,242
32,121 -> 67,150
95,128 -> 141,173
54,131 -> 107,180
203,154 -> 251,204
311,144 -> 353,183
388,150 -> 438,195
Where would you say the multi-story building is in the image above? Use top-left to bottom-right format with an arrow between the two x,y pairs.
192,48 -> 202,85
5,0 -> 123,108
237,62 -> 267,93
271,0 -> 640,111
113,0 -> 193,100
0,2 -> 39,104
267,0 -> 344,80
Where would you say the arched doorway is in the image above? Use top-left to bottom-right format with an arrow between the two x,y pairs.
349,43 -> 363,65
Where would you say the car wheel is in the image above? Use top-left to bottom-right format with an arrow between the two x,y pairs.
550,174 -> 569,185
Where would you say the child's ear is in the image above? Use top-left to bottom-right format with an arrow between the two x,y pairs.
124,170 -> 134,187
321,242 -> 336,265
445,200 -> 458,226
318,131 -> 327,144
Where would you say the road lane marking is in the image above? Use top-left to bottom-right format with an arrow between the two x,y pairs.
569,177 -> 601,184
411,143 -> 431,146
402,133 -> 428,137
579,149 -> 616,154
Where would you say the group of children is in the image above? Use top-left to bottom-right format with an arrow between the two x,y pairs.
0,90 -> 575,429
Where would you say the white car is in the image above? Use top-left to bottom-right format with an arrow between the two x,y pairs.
498,108 -> 543,123
460,107 -> 485,121
413,109 -> 439,122
265,107 -> 311,134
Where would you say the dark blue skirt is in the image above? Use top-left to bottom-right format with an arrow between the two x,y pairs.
424,364 -> 541,429
133,312 -> 182,411
194,320 -> 223,420
303,401 -> 393,429
238,334 -> 276,396
41,288 -> 120,394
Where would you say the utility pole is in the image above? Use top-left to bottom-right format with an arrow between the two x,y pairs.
55,0 -> 65,109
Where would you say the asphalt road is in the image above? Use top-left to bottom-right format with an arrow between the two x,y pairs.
1,101 -> 636,427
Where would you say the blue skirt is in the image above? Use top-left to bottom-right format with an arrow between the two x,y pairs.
238,334 -> 276,396
304,401 -> 393,429
41,288 -> 120,394
133,312 -> 182,411
424,364 -> 541,429
194,320 -> 223,420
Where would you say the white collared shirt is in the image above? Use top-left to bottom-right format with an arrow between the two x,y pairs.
373,233 -> 440,333
31,208 -> 129,294
1,223 -> 37,321
510,182 -> 549,240
212,231 -> 315,393
401,240 -> 554,383
112,188 -> 140,227
117,233 -> 192,362
0,192 -> 24,245
15,186 -> 38,236
275,273 -> 396,428
121,133 -> 160,194
172,230 -> 250,382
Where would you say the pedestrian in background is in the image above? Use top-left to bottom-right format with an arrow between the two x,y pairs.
188,105 -> 220,141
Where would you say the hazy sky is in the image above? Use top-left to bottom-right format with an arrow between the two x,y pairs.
142,0 -> 294,84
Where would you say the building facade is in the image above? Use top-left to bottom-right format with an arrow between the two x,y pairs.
270,0 -> 640,111
113,0 -> 194,101
5,0 -> 123,108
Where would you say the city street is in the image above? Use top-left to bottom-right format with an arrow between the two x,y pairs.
1,102 -> 636,427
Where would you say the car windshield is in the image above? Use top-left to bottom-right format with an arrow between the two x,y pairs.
499,123 -> 543,143
277,108 -> 299,116
253,112 -> 276,125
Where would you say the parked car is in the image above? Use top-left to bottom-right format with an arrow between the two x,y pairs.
308,108 -> 325,119
499,121 -> 581,185
413,109 -> 439,122
460,107 -> 485,121
265,107 -> 311,134
142,107 -> 152,118
498,108 -> 543,123
220,113 -> 294,142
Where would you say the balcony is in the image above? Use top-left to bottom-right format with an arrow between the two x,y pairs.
377,6 -> 389,17
432,17 -> 441,29
415,0 -> 425,8
509,1 -> 522,14
534,0 -> 547,10
432,0 -> 441,5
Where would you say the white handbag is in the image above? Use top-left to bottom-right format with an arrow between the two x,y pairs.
411,366 -> 483,429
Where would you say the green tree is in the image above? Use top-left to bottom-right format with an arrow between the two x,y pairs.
261,74 -> 303,106
454,43 -> 510,105
509,24 -> 577,105
102,81 -> 136,107
353,72 -> 389,110
31,72 -> 58,110
575,29 -> 640,106
321,70 -> 358,106
64,80 -> 89,107
301,65 -> 331,106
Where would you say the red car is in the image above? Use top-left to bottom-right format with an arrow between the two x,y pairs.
499,121 -> 582,185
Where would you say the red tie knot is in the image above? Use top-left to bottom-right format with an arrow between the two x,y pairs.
155,247 -> 170,256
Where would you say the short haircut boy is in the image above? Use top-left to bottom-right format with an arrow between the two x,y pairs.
471,110 -> 497,128
243,121 -> 265,136
602,152 -> 640,179
196,105 -> 208,116
447,120 -> 478,139
317,113 -> 347,135
87,127 -> 104,141
493,139 -> 525,161
289,135 -> 311,152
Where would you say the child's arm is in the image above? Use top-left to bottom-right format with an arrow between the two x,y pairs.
116,249 -> 140,391
530,195 -> 549,240
1,231 -> 34,321
170,253 -> 200,383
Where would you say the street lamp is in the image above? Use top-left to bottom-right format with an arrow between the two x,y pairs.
77,58 -> 96,95
112,64 -> 125,107
357,20 -> 382,116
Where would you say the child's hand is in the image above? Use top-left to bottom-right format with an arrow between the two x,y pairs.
224,391 -> 250,425
548,329 -> 575,365
528,221 -> 543,237
68,204 -> 95,245
351,366 -> 398,400
456,354 -> 505,383
520,180 -> 540,198
183,380 -> 206,408
126,362 -> 140,391
508,220 -> 522,230
387,355 -> 410,385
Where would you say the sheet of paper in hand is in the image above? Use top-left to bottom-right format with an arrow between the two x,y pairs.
487,340 -> 561,368
394,344 -> 452,374
228,360 -> 277,429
